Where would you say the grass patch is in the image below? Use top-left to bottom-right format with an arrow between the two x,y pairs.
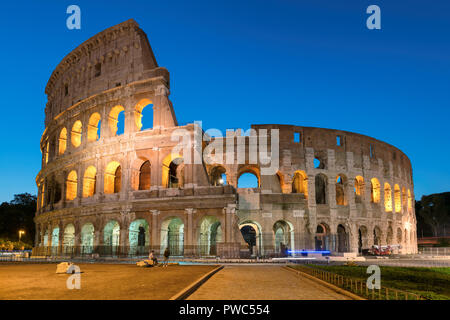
290,264 -> 450,300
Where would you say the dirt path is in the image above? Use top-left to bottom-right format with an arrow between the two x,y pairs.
188,265 -> 351,300
0,263 -> 215,300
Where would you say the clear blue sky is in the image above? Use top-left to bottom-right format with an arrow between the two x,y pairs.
0,0 -> 449,202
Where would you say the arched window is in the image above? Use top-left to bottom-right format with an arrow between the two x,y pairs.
83,166 -> 97,197
315,174 -> 327,204
335,174 -> 347,205
104,161 -> 121,194
370,178 -> 380,203
58,128 -> 67,155
71,120 -> 82,147
292,170 -> 308,198
337,225 -> 348,252
237,166 -> 260,188
384,183 -> 392,212
109,105 -> 125,136
66,170 -> 78,200
407,189 -> 412,212
354,176 -> 364,203
87,112 -> 101,142
135,99 -> 153,131
138,160 -> 151,190
394,184 -> 401,212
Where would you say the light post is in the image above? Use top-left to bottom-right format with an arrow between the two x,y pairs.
18,230 -> 25,242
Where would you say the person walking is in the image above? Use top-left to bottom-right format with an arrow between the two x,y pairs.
163,247 -> 170,267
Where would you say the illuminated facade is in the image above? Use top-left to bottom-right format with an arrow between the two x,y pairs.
34,20 -> 418,258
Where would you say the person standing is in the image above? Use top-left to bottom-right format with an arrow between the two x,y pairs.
163,247 -> 170,267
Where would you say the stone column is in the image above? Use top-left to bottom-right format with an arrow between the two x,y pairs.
150,210 -> 160,253
185,208 -> 195,256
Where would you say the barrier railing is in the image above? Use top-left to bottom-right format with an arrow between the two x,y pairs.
290,265 -> 424,300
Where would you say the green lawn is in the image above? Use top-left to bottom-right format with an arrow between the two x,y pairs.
290,264 -> 450,300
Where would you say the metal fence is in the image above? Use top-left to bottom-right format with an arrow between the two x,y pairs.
419,247 -> 450,256
290,265 -> 424,300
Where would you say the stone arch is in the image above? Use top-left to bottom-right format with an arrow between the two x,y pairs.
58,127 -> 67,155
108,105 -> 125,136
63,223 -> 75,254
237,165 -> 260,188
370,178 -> 381,203
384,183 -> 392,212
394,184 -> 401,213
315,173 -> 327,204
292,170 -> 308,198
386,226 -> 394,245
198,215 -> 223,256
373,226 -> 382,246
82,166 -> 97,198
358,225 -> 368,253
80,223 -> 95,254
66,170 -> 78,201
315,223 -> 330,251
103,220 -> 120,255
354,176 -> 364,203
337,224 -> 348,252
273,220 -> 294,255
87,112 -> 101,142
104,161 -> 121,194
138,160 -> 151,190
239,220 -> 263,256
160,216 -> 184,256
134,98 -> 153,131
129,219 -> 150,255
162,153 -> 184,188
210,165 -> 227,186
336,174 -> 348,205
71,120 -> 82,148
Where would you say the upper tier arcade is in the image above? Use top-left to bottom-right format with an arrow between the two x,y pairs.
44,19 -> 167,126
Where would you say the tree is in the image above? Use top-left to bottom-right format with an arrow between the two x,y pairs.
416,192 -> 450,237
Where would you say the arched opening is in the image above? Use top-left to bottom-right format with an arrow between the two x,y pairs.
397,228 -> 402,245
58,128 -> 67,155
82,166 -> 97,198
129,219 -> 150,255
315,223 -> 329,251
354,176 -> 364,203
239,221 -> 262,257
51,227 -> 59,255
71,120 -> 82,148
81,223 -> 94,254
162,154 -> 184,188
103,220 -> 120,255
335,174 -> 347,205
370,178 -> 381,203
358,226 -> 368,254
394,184 -> 401,212
292,170 -> 308,198
138,160 -> 151,190
373,226 -> 382,246
314,157 -> 325,169
384,183 -> 392,212
386,226 -> 393,245
337,224 -> 348,252
135,99 -> 153,131
108,105 -> 125,136
198,216 -> 222,256
63,224 -> 75,254
104,161 -> 121,194
315,174 -> 327,204
210,166 -> 227,186
273,220 -> 294,256
66,170 -> 77,201
160,217 -> 184,256
87,112 -> 101,142
237,172 -> 259,188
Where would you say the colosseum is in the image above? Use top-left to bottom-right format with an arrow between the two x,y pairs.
34,19 -> 418,259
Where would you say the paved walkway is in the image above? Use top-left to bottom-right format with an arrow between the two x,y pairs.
188,265 -> 351,300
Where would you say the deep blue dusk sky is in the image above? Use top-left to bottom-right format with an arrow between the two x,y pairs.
0,0 -> 449,202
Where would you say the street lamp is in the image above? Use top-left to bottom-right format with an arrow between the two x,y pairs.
18,230 -> 25,241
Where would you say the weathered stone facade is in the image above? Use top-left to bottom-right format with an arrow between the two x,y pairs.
34,20 -> 417,258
